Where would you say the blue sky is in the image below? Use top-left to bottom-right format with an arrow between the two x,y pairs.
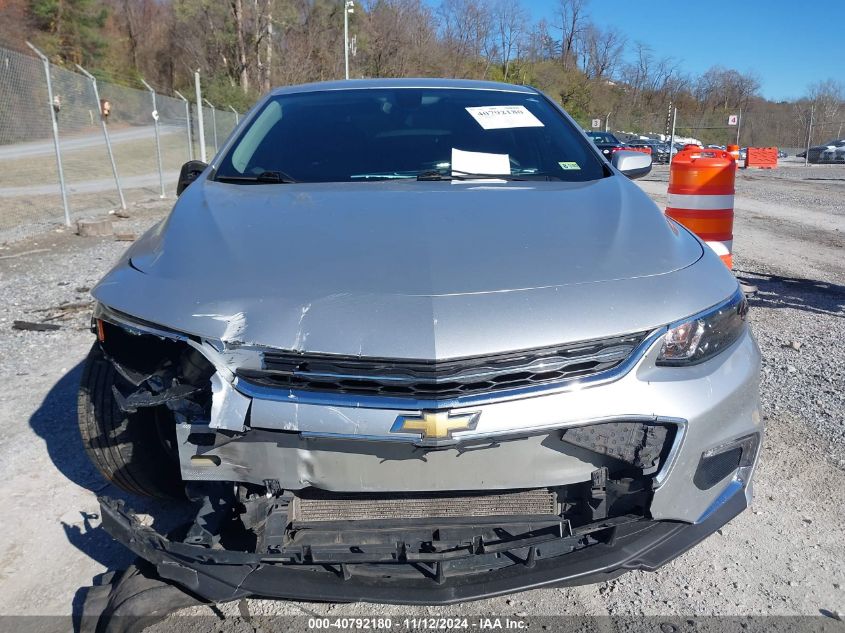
521,0 -> 845,101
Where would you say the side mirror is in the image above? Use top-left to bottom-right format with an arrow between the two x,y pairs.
177,160 -> 208,196
611,150 -> 652,180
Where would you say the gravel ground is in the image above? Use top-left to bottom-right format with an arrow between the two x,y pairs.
0,165 -> 843,631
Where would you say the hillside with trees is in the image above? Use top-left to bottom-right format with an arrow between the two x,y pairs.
2,0 -> 843,147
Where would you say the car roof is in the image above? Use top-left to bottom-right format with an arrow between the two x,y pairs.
269,78 -> 539,96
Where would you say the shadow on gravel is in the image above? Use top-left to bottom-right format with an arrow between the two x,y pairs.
736,270 -> 845,317
28,361 -> 192,621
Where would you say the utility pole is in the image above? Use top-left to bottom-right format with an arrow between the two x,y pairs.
605,112 -> 611,132
195,70 -> 206,163
735,107 -> 742,145
669,107 -> 677,162
343,1 -> 354,80
804,105 -> 814,167
665,101 -> 673,138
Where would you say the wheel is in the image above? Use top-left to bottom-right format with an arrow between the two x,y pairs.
77,342 -> 184,499
80,560 -> 205,633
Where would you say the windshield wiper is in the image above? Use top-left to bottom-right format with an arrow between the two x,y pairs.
216,170 -> 297,184
417,170 -> 520,181
417,169 -> 557,181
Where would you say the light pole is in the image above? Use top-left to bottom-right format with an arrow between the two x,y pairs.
669,107 -> 677,162
804,105 -> 814,167
344,1 -> 354,80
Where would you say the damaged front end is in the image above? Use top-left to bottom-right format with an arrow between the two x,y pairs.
97,467 -> 746,604
87,304 -> 746,604
93,303 -> 253,432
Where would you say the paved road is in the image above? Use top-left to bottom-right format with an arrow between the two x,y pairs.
0,125 -> 183,160
0,172 -> 173,197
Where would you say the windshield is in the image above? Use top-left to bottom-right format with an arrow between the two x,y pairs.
587,132 -> 619,144
214,88 -> 606,183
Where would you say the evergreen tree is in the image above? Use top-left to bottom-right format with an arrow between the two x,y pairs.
29,0 -> 108,65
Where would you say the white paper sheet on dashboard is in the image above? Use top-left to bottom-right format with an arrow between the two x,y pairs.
451,148 -> 510,176
465,105 -> 544,130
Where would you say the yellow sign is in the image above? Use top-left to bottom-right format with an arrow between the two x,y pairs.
391,410 -> 480,441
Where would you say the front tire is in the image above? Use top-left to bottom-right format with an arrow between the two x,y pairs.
77,342 -> 184,499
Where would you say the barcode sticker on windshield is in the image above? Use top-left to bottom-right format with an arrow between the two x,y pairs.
465,105 -> 544,130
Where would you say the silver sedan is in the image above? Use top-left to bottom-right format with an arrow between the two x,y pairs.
80,79 -> 762,607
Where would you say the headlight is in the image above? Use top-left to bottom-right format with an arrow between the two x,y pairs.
657,288 -> 748,366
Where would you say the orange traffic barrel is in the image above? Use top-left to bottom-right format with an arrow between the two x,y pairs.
727,144 -> 740,163
666,147 -> 735,269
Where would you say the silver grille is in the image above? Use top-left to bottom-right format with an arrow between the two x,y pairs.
240,331 -> 649,400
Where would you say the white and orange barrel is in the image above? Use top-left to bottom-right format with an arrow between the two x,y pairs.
666,147 -> 736,269
727,144 -> 740,163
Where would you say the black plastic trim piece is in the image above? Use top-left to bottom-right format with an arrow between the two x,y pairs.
97,486 -> 746,605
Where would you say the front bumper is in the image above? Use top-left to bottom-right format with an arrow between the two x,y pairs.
178,328 -> 762,523
99,483 -> 747,605
92,305 -> 763,605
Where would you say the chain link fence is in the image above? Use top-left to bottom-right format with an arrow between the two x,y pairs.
586,105 -> 844,159
0,44 -> 242,236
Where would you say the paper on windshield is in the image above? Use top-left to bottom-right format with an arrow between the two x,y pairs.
465,105 -> 544,130
451,148 -> 510,175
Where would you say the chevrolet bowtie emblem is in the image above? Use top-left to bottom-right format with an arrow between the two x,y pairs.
391,410 -> 480,443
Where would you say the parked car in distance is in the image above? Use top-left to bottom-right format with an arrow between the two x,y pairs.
807,139 -> 845,163
777,149 -> 788,159
628,139 -> 671,163
586,130 -> 628,157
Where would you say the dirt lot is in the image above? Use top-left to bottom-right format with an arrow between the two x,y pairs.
0,163 -> 843,630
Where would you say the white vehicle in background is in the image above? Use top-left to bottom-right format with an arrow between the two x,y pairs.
821,144 -> 842,163
806,139 -> 845,163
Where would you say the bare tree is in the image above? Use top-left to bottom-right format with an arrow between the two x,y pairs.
230,0 -> 250,92
361,0 -> 438,78
555,0 -> 587,70
438,0 -> 493,77
577,23 -> 625,80
807,79 -> 844,123
490,0 -> 527,81
694,66 -> 761,112
253,0 -> 273,93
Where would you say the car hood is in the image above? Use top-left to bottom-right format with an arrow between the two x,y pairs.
93,177 -> 738,359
